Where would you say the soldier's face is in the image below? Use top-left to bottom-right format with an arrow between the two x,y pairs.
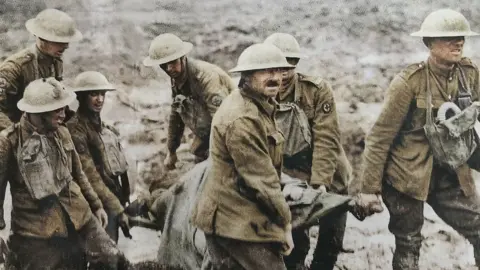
86,91 -> 107,113
249,68 -> 284,98
281,58 -> 298,88
38,38 -> 69,58
43,107 -> 66,131
429,36 -> 465,65
160,58 -> 183,79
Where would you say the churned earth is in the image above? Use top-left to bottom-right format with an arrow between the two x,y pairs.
1,0 -> 480,269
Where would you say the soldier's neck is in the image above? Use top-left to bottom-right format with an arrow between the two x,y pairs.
36,46 -> 56,61
278,74 -> 296,102
78,106 -> 102,128
173,70 -> 188,90
428,56 -> 455,73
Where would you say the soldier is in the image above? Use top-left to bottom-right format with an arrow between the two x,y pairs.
191,43 -> 295,270
143,33 -> 235,169
0,78 -> 131,269
356,9 -> 480,269
67,71 -> 130,243
0,8 -> 82,228
264,32 -> 352,270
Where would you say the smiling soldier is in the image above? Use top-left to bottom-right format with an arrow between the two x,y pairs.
356,9 -> 480,270
0,8 -> 82,230
67,71 -> 131,245
192,43 -> 295,270
0,78 -> 131,269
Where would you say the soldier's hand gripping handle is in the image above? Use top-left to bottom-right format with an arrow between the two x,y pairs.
280,224 -> 294,256
349,193 -> 384,221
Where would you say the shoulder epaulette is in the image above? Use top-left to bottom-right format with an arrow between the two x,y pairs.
297,73 -> 324,88
399,61 -> 426,81
3,47 -> 35,67
459,57 -> 477,69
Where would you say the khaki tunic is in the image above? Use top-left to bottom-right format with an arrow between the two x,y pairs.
0,116 -> 102,238
360,58 -> 479,200
191,88 -> 291,243
0,45 -> 63,129
67,112 -> 124,217
277,73 -> 349,192
167,58 -> 235,157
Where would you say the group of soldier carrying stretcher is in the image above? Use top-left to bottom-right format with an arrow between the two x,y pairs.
0,6 -> 479,270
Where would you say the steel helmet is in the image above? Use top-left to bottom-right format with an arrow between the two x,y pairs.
411,9 -> 479,37
264,32 -> 304,58
229,43 -> 295,73
25,8 -> 82,43
143,33 -> 193,67
18,77 -> 76,113
72,71 -> 115,92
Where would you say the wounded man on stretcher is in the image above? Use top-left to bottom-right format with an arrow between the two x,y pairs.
125,160 -> 377,270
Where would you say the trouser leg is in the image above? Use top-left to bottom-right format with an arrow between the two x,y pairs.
284,229 -> 309,270
382,183 -> 424,270
205,234 -> 287,270
79,217 -> 131,270
310,211 -> 347,270
8,234 -> 86,270
427,169 -> 480,268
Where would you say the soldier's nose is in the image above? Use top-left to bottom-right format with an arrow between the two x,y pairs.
58,109 -> 65,119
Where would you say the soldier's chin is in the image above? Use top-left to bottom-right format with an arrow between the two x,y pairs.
264,87 -> 279,97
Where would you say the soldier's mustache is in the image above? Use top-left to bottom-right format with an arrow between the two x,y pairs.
266,80 -> 280,87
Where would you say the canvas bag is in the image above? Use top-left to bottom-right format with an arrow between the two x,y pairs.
423,64 -> 478,170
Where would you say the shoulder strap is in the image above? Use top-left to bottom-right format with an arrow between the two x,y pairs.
457,65 -> 472,110
426,63 -> 434,127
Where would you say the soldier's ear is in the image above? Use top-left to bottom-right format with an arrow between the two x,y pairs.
423,37 -> 433,48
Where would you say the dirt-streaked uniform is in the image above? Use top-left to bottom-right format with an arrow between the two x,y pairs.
359,58 -> 480,269
67,110 -> 128,242
0,116 -> 126,269
0,45 -> 63,129
0,44 -> 64,229
167,59 -> 235,161
192,87 -> 290,270
277,73 -> 351,270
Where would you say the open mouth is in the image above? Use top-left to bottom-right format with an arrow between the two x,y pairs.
266,80 -> 280,88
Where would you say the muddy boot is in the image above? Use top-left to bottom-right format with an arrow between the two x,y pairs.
0,209 -> 6,230
392,240 -> 420,270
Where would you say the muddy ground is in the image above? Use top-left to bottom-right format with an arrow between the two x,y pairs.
2,0 -> 480,269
